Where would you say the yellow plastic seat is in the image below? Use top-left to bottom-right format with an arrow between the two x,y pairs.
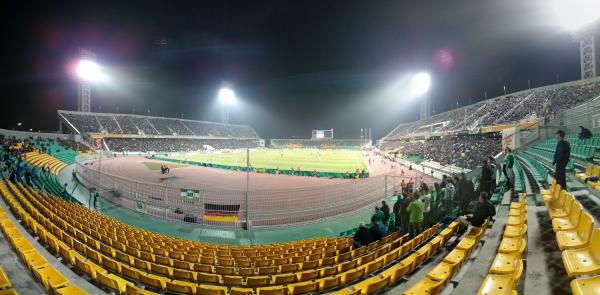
552,203 -> 583,232
196,273 -> 221,284
556,212 -> 594,250
296,270 -> 318,282
576,165 -> 592,181
230,287 -> 254,295
247,275 -> 271,287
477,274 -> 516,295
506,213 -> 526,226
139,273 -> 168,290
426,262 -> 457,283
97,272 -> 133,294
272,273 -> 296,284
548,194 -> 574,219
562,228 -> 600,277
414,244 -> 432,266
402,277 -> 444,295
490,253 -> 523,275
73,255 -> 103,280
379,255 -> 414,285
195,284 -> 228,295
256,285 -> 287,295
0,289 -> 18,295
503,224 -> 527,239
166,280 -> 197,295
542,185 -> 561,203
33,266 -> 70,291
287,281 -> 318,295
340,268 -> 364,285
317,276 -> 340,291
498,238 -> 526,254
0,266 -> 12,289
55,285 -> 91,295
22,250 -> 50,270
125,284 -> 160,295
456,237 -> 477,255
570,275 -> 600,295
443,248 -> 467,266
356,275 -> 390,295
545,189 -> 566,209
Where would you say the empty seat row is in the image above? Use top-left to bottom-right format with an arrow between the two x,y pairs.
332,221 -> 461,295
3,180 -> 439,295
0,193 -> 89,295
22,152 -> 67,176
477,195 -> 527,295
541,183 -> 600,295
404,218 -> 490,295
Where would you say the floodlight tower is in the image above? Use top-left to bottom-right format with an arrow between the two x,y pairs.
77,49 -> 96,112
573,21 -> 600,79
552,0 -> 600,79
411,73 -> 432,120
218,87 -> 236,124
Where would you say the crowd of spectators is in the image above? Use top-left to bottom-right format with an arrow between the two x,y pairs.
104,138 -> 261,153
353,171 -> 496,245
387,133 -> 502,170
385,80 -> 600,140
60,111 -> 259,138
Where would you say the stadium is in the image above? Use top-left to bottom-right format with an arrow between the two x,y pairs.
1,1 -> 600,295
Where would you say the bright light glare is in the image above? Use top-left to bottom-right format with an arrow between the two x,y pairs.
76,60 -> 107,82
552,0 -> 600,31
410,73 -> 431,96
218,87 -> 236,105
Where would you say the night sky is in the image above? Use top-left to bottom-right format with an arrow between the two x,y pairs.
0,0 -> 581,139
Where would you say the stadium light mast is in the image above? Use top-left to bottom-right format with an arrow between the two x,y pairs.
411,72 -> 432,120
76,49 -> 108,112
552,0 -> 600,79
218,87 -> 236,124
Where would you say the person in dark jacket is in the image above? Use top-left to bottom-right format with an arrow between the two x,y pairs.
458,192 -> 496,228
370,217 -> 388,241
458,173 -> 474,214
553,130 -> 571,190
381,200 -> 390,225
579,126 -> 592,139
393,191 -> 401,230
480,159 -> 493,195
353,223 -> 374,248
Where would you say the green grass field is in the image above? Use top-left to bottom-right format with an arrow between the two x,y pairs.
167,149 -> 367,173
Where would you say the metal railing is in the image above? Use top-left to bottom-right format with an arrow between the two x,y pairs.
75,161 -> 410,229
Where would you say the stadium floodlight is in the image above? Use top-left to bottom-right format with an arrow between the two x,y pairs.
551,0 -> 600,31
76,59 -> 107,82
410,72 -> 431,96
218,87 -> 236,105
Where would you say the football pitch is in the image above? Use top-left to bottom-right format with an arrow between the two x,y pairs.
167,149 -> 367,173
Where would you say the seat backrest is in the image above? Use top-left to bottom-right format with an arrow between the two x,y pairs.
564,195 -> 575,213
590,229 -> 600,262
570,203 -> 583,225
578,213 -> 595,240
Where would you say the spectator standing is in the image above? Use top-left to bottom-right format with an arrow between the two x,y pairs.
353,223 -> 374,248
372,207 -> 384,223
480,159 -> 492,195
407,191 -> 424,237
444,178 -> 455,214
488,156 -> 497,194
503,148 -> 515,189
380,200 -> 390,225
553,130 -> 571,190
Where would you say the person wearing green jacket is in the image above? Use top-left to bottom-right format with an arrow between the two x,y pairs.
407,191 -> 424,237
372,206 -> 384,223
503,147 -> 515,189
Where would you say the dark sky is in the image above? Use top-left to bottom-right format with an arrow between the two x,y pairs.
0,0 -> 581,139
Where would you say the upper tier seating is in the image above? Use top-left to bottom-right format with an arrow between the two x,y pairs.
383,79 -> 600,140
58,111 -> 259,139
